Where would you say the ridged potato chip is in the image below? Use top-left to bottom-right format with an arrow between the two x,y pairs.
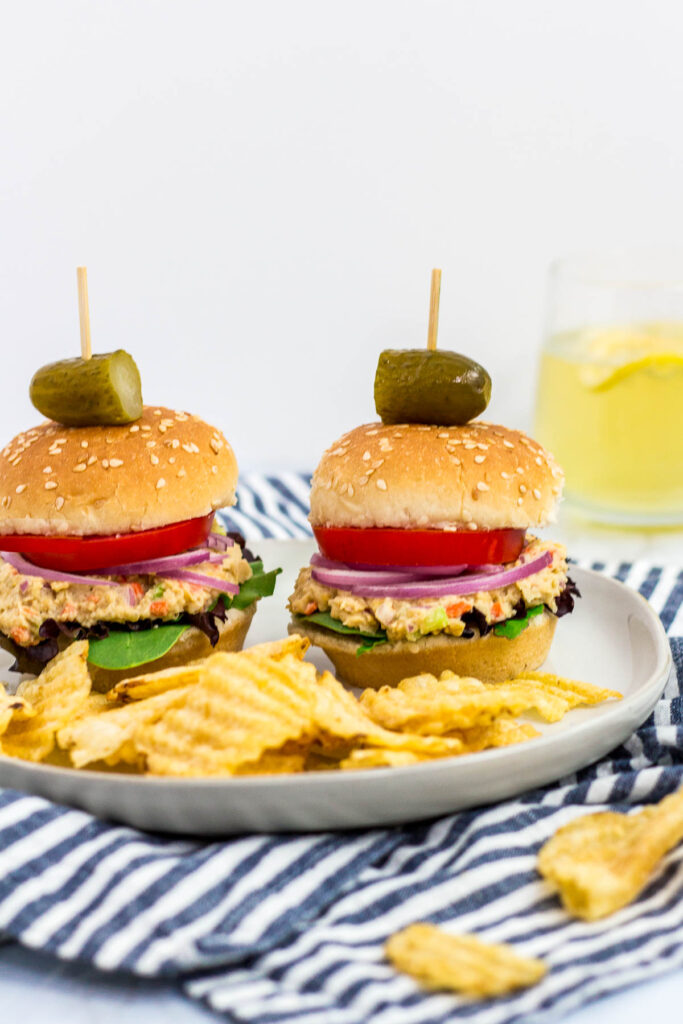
234,750 -> 306,775
108,664 -> 204,703
58,688 -> 192,768
385,923 -> 546,997
0,684 -> 35,736
339,749 -> 428,770
315,673 -> 463,757
538,788 -> 683,920
241,635 -> 310,662
454,717 -> 540,752
136,653 -> 317,776
2,643 -> 91,762
362,671 -> 620,734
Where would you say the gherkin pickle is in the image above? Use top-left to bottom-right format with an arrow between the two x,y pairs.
374,349 -> 491,425
29,350 -> 143,427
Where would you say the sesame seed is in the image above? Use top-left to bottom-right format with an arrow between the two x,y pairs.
501,471 -> 510,479
153,409 -> 162,415
362,451 -> 371,461
55,438 -> 66,445
159,424 -> 168,433
358,475 -> 368,485
467,521 -> 478,530
503,440 -> 515,449
10,456 -> 21,465
476,481 -> 489,492
170,439 -> 180,449
476,443 -> 488,451
376,478 -> 387,491
55,496 -> 64,510
43,466 -> 52,474
177,468 -> 187,478
141,424 -> 151,432
73,463 -> 87,473
102,459 -> 109,469
169,456 -> 176,464
44,481 -> 57,490
464,442 -> 477,450
366,429 -> 379,436
474,455 -> 486,464
533,488 -> 542,499
156,477 -> 166,489
109,458 -> 123,468
81,441 -> 88,448
211,465 -> 218,474
373,459 -> 384,468
129,425 -> 139,432
87,455 -> 97,465
535,456 -> 543,466
437,431 -> 450,439
15,484 -> 26,494
210,439 -> 221,454
379,439 -> 393,452
450,456 -> 462,465
448,439 -> 462,446
520,484 -> 527,494
150,454 -> 159,465
146,441 -> 156,448
517,497 -> 523,505
347,483 -> 354,496
516,466 -> 524,475
1,496 -> 9,509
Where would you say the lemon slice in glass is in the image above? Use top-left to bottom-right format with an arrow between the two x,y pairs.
577,324 -> 683,389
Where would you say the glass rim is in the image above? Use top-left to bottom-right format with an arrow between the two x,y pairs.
549,249 -> 683,292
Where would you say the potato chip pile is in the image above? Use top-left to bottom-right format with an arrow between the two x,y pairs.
0,635 -> 622,776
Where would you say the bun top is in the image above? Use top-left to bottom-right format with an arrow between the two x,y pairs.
0,406 -> 238,536
310,421 -> 563,531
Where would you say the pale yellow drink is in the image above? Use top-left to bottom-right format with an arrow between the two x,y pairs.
535,323 -> 683,523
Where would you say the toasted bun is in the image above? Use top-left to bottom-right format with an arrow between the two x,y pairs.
310,422 -> 563,531
89,605 -> 256,691
289,610 -> 556,687
0,406 -> 238,536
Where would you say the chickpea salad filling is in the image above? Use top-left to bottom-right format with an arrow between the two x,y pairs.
290,537 -> 578,650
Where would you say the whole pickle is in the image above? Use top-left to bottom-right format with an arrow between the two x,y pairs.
374,349 -> 492,425
29,350 -> 143,426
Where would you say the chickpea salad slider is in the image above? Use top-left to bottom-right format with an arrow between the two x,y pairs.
289,421 -> 579,686
0,407 -> 280,688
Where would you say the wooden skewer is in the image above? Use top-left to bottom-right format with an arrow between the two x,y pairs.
77,266 -> 92,360
426,268 -> 441,351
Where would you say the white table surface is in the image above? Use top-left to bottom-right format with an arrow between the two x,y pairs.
1,511 -> 682,1024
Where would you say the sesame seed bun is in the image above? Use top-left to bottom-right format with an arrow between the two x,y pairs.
0,407 -> 238,536
289,609 -> 557,687
309,422 -> 563,531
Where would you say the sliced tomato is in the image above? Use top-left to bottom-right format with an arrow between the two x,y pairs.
0,514 -> 215,573
313,526 -> 525,568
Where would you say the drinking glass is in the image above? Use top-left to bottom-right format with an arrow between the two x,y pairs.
534,252 -> 683,525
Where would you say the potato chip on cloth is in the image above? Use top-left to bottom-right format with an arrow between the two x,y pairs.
538,787 -> 683,920
385,923 -> 546,997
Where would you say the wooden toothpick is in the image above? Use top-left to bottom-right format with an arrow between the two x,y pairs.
77,266 -> 92,360
427,268 -> 441,351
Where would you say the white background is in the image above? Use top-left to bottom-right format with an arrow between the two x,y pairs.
1,0 -> 681,474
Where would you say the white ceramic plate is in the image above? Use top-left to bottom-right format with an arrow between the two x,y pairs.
0,540 -> 672,834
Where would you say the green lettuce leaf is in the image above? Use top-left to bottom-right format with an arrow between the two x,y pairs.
88,623 -> 189,670
493,604 -> 544,639
295,611 -> 388,656
88,560 -> 281,671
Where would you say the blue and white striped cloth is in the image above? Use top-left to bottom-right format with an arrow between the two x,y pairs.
0,473 -> 682,1024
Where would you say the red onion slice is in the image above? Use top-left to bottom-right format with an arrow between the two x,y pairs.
346,551 -> 554,599
160,569 -> 239,595
1,550 -> 118,588
311,565 -> 424,588
207,532 -> 235,552
92,547 -> 215,576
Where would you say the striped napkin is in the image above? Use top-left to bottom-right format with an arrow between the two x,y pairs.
0,473 -> 681,1024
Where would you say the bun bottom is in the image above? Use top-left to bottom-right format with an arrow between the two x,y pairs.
289,611 -> 557,689
89,606 -> 256,691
